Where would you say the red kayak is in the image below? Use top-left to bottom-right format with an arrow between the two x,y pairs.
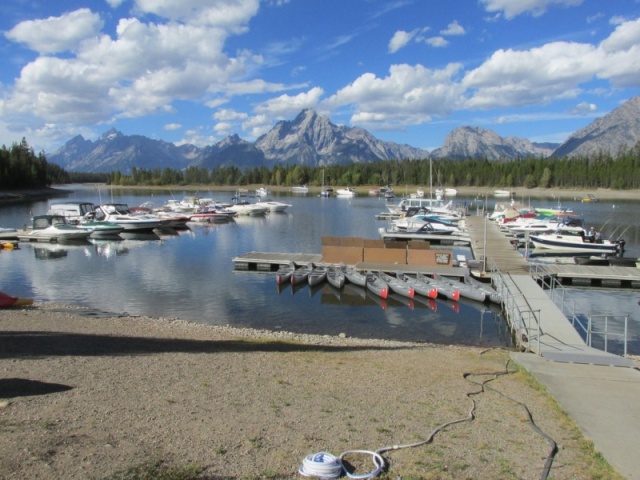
0,291 -> 34,308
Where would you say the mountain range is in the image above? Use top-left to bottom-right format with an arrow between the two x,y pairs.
48,97 -> 640,174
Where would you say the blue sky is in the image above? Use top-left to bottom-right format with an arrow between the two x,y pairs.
1,0 -> 640,155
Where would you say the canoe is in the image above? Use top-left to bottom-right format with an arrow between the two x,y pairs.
432,273 -> 485,303
308,265 -> 328,287
0,291 -> 34,308
417,273 -> 460,301
396,272 -> 438,299
365,271 -> 389,299
378,271 -> 414,298
464,275 -> 502,304
276,261 -> 295,284
291,262 -> 313,285
327,265 -> 346,289
344,266 -> 366,287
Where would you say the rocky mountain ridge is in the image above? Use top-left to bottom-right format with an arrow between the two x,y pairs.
47,97 -> 640,173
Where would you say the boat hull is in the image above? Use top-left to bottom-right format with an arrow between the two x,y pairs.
365,272 -> 388,299
327,266 -> 346,289
530,235 -> 620,254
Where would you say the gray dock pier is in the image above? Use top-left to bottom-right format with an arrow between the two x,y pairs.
466,215 -> 640,479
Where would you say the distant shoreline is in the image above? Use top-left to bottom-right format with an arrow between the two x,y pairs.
1,184 -> 638,205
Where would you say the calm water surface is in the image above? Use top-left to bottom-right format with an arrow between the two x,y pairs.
1,186 -> 638,352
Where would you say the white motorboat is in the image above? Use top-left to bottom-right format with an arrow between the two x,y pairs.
494,189 -> 512,197
255,187 -> 271,197
93,203 -> 166,231
336,187 -> 356,197
291,185 -> 309,194
47,201 -> 125,237
444,188 -> 458,197
389,217 -> 462,235
387,197 -> 457,217
530,228 -> 622,255
255,201 -> 292,212
20,215 -> 91,242
227,200 -> 269,216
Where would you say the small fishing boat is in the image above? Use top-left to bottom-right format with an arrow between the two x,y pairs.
431,273 -> 486,303
494,189 -> 511,197
276,262 -> 296,284
530,228 -> 622,255
308,265 -> 328,287
344,266 -> 367,287
20,215 -> 92,242
291,262 -> 313,285
336,187 -> 356,197
0,291 -> 34,308
464,275 -> 502,304
395,272 -> 438,299
327,265 -> 346,289
365,271 -> 388,299
378,271 -> 414,298
418,273 -> 460,301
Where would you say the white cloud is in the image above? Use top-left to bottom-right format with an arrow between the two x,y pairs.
5,8 -> 103,54
441,20 -> 465,36
462,42 -> 599,108
214,109 -> 249,121
425,36 -> 449,47
323,63 -> 465,128
214,122 -> 233,134
388,29 -> 417,53
480,0 -> 583,19
0,4 -> 267,135
164,123 -> 182,131
567,102 -> 597,115
133,0 -> 260,29
254,87 -> 324,116
242,114 -> 272,138
106,0 -> 126,7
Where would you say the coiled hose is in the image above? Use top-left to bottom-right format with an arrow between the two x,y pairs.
299,357 -> 558,479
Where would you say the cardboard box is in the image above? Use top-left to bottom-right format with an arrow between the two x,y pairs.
322,236 -> 343,246
364,246 -> 406,264
363,239 -> 385,248
407,249 -> 453,266
322,245 -> 363,264
408,240 -> 431,250
342,236 -> 365,247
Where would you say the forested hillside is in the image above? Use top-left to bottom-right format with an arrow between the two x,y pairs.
107,146 -> 640,191
0,139 -> 69,189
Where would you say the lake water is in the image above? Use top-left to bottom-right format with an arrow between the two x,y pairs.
1,186 -> 639,353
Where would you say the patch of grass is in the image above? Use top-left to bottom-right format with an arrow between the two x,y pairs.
101,460 -> 204,480
37,419 -> 58,430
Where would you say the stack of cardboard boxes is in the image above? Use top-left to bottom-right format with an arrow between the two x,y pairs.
321,236 -> 452,267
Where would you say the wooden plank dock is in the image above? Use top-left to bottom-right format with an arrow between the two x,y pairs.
536,264 -> 640,288
465,215 -> 530,275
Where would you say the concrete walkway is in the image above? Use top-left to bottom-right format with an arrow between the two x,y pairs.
513,353 -> 640,479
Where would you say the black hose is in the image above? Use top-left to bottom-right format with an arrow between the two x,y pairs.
463,359 -> 559,480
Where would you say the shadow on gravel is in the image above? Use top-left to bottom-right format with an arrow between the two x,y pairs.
0,378 -> 73,398
0,331 -> 419,359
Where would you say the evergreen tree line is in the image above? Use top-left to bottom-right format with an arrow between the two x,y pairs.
2,138 -> 640,191
0,139 -> 70,189
107,144 -> 640,190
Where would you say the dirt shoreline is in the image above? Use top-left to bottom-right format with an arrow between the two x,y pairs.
0,303 -> 625,479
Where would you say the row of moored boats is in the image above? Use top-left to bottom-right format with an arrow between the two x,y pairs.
275,262 -> 501,304
11,196 -> 292,242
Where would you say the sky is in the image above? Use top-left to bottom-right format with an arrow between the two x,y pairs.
1,0 -> 640,155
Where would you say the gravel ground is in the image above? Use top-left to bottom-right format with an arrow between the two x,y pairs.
0,303 -> 629,480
